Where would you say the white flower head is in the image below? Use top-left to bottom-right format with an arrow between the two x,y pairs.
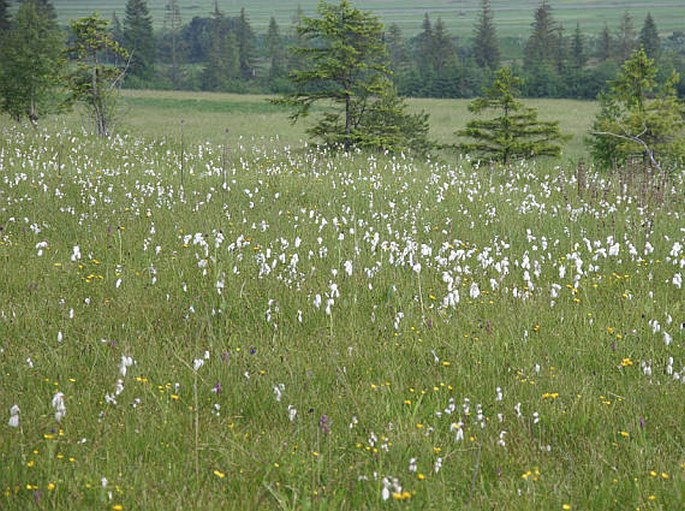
8,404 -> 20,428
52,392 -> 66,422
119,355 -> 134,377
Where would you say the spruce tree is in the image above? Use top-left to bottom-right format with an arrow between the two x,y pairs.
266,17 -> 286,83
523,0 -> 561,96
590,48 -> 684,170
458,66 -> 567,164
430,18 -> 459,97
277,0 -> 431,153
163,0 -> 184,88
616,11 -> 636,62
124,0 -> 156,80
570,23 -> 586,70
202,3 -> 238,91
0,0 -> 65,124
524,0 -> 557,68
639,13 -> 660,61
0,0 -> 11,32
472,0 -> 500,70
415,13 -> 435,83
68,14 -> 129,137
236,8 -> 256,79
597,23 -> 612,62
18,0 -> 56,21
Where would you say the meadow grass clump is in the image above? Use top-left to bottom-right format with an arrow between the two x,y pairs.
1,125 -> 684,510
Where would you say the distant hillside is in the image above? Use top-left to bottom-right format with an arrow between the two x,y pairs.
51,0 -> 684,37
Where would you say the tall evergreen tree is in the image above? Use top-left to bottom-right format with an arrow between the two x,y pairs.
386,23 -> 409,75
616,11 -> 636,62
236,7 -> 256,79
201,3 -> 238,91
277,0 -> 431,153
163,0 -> 184,88
266,17 -> 286,82
524,1 -> 561,97
590,48 -> 684,170
472,0 -> 500,70
597,23 -> 613,62
111,11 -> 123,45
570,23 -> 587,70
524,0 -> 557,68
0,0 -> 11,32
123,0 -> 156,80
68,14 -> 129,137
458,66 -> 567,163
430,18 -> 459,96
18,0 -> 56,21
639,13 -> 660,61
0,0 -> 65,124
564,23 -> 589,98
415,13 -> 434,81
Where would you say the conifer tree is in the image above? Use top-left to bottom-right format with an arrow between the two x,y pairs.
0,0 -> 66,124
616,11 -> 636,62
124,0 -> 156,80
163,0 -> 184,88
458,66 -> 567,164
0,0 -> 11,31
277,0 -> 431,153
236,7 -> 256,79
472,0 -> 500,70
590,48 -> 684,170
68,14 -> 129,137
415,13 -> 435,81
639,13 -> 660,61
523,0 -> 562,96
266,17 -> 286,82
18,0 -> 56,21
524,0 -> 557,68
597,23 -> 613,62
202,3 -> 238,91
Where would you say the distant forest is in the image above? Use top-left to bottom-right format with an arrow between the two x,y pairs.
4,0 -> 685,99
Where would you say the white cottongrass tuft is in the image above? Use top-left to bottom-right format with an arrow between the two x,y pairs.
8,404 -> 20,428
52,392 -> 66,422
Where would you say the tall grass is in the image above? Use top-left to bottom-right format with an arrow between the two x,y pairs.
1,122 -> 683,509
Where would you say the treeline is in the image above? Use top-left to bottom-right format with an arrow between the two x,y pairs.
2,0 -> 685,100
129,0 -> 685,99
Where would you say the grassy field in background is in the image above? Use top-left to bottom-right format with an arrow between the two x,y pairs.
74,90 -> 599,162
49,0 -> 685,37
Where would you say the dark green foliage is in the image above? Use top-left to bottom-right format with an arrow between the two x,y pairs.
161,0 -> 185,88
124,0 -> 156,80
523,1 -> 564,97
597,23 -> 613,62
277,0 -> 432,153
201,4 -> 239,91
18,0 -> 56,21
639,13 -> 661,61
458,66 -> 568,163
589,48 -> 685,170
266,17 -> 286,82
616,11 -> 637,62
0,0 -> 66,124
236,8 -> 256,80
472,0 -> 500,70
0,0 -> 11,31
68,14 -> 129,137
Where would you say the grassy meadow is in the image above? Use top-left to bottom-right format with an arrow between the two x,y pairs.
1,91 -> 685,510
49,0 -> 685,36
101,90 -> 597,159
